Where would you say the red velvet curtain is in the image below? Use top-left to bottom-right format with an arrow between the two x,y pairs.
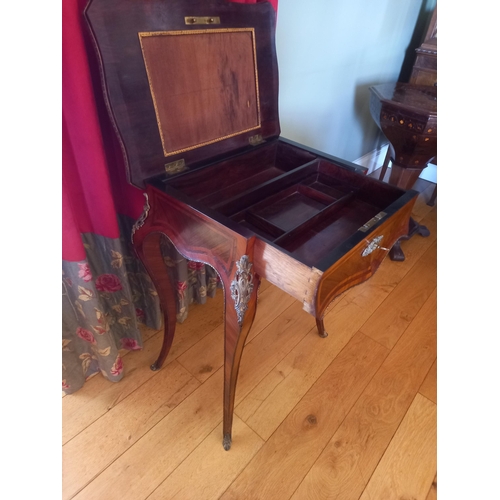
63,0 -> 278,260
62,0 -> 278,393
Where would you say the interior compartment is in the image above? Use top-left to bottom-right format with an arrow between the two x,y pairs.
279,199 -> 382,266
222,159 -> 403,266
248,184 -> 331,232
168,140 -> 317,201
228,166 -> 358,238
164,139 -> 407,268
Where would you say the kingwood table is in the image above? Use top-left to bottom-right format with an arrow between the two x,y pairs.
85,0 -> 419,449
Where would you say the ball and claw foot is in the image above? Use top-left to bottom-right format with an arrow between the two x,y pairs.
223,434 -> 232,451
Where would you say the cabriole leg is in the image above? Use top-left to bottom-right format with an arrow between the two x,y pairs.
137,232 -> 178,371
222,256 -> 260,450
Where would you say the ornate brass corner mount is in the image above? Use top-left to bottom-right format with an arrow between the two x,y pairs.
230,255 -> 254,327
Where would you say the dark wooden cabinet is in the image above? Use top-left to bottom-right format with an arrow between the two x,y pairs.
85,0 -> 418,450
410,7 -> 437,87
369,83 -> 437,191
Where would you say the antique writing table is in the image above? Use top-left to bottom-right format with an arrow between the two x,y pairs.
86,0 -> 418,450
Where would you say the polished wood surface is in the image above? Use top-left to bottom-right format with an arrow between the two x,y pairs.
358,393 -> 436,500
410,7 -> 437,87
62,182 -> 437,500
85,0 -> 280,188
369,82 -> 436,261
369,82 -> 437,191
411,38 -> 437,87
87,0 -> 418,449
140,30 -> 260,156
132,157 -> 416,447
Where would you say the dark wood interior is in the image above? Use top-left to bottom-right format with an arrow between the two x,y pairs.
165,139 -> 405,267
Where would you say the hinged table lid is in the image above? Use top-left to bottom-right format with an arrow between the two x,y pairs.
85,0 -> 280,187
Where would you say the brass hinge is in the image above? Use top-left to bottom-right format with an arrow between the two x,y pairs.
185,16 -> 221,25
249,134 -> 264,146
358,212 -> 387,232
164,159 -> 188,175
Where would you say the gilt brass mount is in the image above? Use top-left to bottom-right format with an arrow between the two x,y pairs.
165,159 -> 188,175
249,134 -> 264,146
358,212 -> 387,232
185,16 -> 221,25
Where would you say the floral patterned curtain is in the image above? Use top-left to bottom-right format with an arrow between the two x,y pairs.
62,0 -> 277,394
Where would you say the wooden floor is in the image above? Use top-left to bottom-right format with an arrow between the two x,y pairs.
62,173 -> 437,500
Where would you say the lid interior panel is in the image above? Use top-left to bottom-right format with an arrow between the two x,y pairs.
140,29 -> 261,157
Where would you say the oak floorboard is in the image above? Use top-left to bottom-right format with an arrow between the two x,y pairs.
411,183 -> 437,222
419,358 -> 437,404
164,288 -> 225,360
258,277 -> 272,293
360,240 -> 437,349
147,416 -> 263,500
236,314 -> 355,439
177,284 -> 296,383
220,332 -> 389,500
134,323 -> 161,343
71,305 -> 313,499
177,323 -> 224,384
62,361 -> 199,500
233,301 -> 315,407
63,188 -> 437,500
291,288 -> 437,500
235,259 -> 405,436
235,206 -> 438,441
426,474 -> 438,500
359,394 -> 437,500
73,369 -> 226,500
247,282 -> 298,344
62,289 -> 223,445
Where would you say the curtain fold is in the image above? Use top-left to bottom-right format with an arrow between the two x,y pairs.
62,0 -> 278,394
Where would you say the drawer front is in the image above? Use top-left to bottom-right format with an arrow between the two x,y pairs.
314,197 -> 415,317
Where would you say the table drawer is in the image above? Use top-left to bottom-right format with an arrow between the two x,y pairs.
314,197 -> 415,317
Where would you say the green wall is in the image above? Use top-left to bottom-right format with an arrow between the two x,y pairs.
275,0 -> 436,161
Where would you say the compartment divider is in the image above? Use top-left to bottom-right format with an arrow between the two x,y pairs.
244,211 -> 285,239
297,184 -> 335,205
302,172 -> 357,200
272,190 -> 358,246
246,184 -> 304,214
214,160 -> 320,216
199,167 -> 284,207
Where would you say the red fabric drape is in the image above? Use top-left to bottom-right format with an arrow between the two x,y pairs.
62,0 -> 139,261
62,0 -> 277,263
